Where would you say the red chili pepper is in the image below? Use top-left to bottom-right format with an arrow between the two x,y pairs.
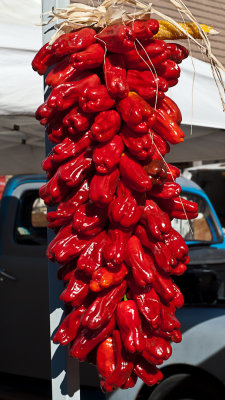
172,262 -> 187,276
134,356 -> 163,386
59,269 -> 89,305
160,302 -> 181,333
70,43 -> 105,71
118,92 -> 156,134
52,28 -> 96,57
47,179 -> 89,230
46,112 -> 67,144
89,169 -> 120,207
57,262 -> 76,282
149,181 -> 181,199
90,263 -> 128,292
153,108 -> 185,144
97,337 -> 115,383
90,110 -> 121,142
103,228 -> 130,268
120,125 -> 155,161
76,231 -> 107,275
127,70 -> 168,101
171,283 -> 184,309
142,336 -> 172,365
70,314 -> 116,361
104,54 -> 129,99
123,39 -> 168,70
121,372 -> 138,389
144,159 -> 168,185
166,163 -> 181,181
150,130 -> 170,159
79,85 -> 115,113
116,300 -> 146,353
58,150 -> 93,189
166,43 -> 189,64
81,281 -> 127,330
62,107 -> 93,135
96,25 -> 135,53
101,330 -> 135,392
32,43 -> 61,75
45,56 -> 78,87
156,59 -> 180,87
129,277 -> 161,329
157,96 -> 182,125
40,169 -> 70,206
47,223 -> 91,264
126,236 -> 155,287
35,100 -> 54,126
119,153 -> 153,192
47,74 -> 101,111
53,305 -> 86,345
108,182 -> 142,229
155,196 -> 198,220
73,202 -> 107,237
43,134 -> 91,179
141,199 -> 171,240
128,19 -> 159,40
164,228 -> 189,263
93,135 -> 124,173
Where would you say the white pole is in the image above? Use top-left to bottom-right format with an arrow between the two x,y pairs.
42,1 -> 80,399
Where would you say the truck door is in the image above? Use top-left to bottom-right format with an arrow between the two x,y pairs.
0,181 -> 51,380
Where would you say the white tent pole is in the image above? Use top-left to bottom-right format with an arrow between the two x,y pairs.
42,1 -> 80,399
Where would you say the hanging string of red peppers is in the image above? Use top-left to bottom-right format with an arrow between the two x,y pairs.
32,19 -> 199,392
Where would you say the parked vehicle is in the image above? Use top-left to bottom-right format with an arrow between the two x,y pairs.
0,174 -> 225,399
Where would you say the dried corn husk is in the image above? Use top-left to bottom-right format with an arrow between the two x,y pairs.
155,21 -> 218,40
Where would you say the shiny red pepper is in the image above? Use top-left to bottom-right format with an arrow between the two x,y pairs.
97,337 -> 115,384
153,108 -> 184,144
90,110 -> 121,142
53,305 -> 86,345
127,70 -> 168,101
128,19 -> 159,40
70,314 -> 116,361
47,223 -> 91,264
141,199 -> 171,240
123,39 -> 168,70
90,263 -> 128,292
47,180 -> 89,230
58,150 -> 93,189
93,135 -> 124,173
150,130 -> 170,159
163,228 -> 189,263
116,300 -> 146,353
157,96 -> 182,125
160,302 -> 181,333
120,125 -> 155,161
35,100 -> 55,126
62,107 -> 92,135
155,196 -> 198,220
70,43 -> 105,71
40,169 -> 70,206
144,159 -> 167,185
156,59 -> 181,87
46,112 -> 67,144
126,236 -> 155,287
129,277 -> 161,329
166,43 -> 189,64
32,43 -> 61,75
45,56 -> 78,87
77,231 -> 107,275
118,92 -> 156,134
81,280 -> 127,330
104,54 -> 129,99
101,330 -> 135,392
142,336 -> 172,365
121,372 -> 138,389
89,169 -> 119,207
57,261 -> 76,282
149,181 -> 181,199
166,163 -> 181,181
134,356 -> 163,386
59,269 -> 89,305
73,202 -> 107,237
47,74 -> 101,111
103,228 -> 130,268
52,28 -> 96,57
96,25 -> 135,53
119,153 -> 153,192
108,181 -> 142,229
79,85 -> 115,113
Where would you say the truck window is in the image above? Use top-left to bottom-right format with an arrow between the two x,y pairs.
171,192 -> 223,244
15,190 -> 47,245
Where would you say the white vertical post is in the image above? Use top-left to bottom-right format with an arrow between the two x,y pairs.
42,1 -> 80,399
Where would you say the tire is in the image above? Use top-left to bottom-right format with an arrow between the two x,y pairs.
143,373 -> 225,400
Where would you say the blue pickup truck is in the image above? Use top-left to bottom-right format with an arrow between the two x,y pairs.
0,175 -> 225,399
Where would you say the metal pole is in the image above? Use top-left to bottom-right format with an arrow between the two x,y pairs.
42,1 -> 80,399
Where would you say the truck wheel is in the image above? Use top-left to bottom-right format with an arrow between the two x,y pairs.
144,373 -> 225,400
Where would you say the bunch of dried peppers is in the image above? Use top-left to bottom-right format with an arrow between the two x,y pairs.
32,18 -> 199,391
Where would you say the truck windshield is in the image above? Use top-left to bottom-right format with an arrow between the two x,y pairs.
171,192 -> 223,245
